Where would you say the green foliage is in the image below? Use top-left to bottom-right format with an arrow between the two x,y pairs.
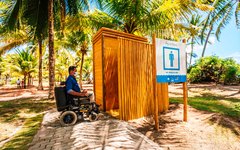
82,55 -> 93,82
0,56 -> 5,75
11,49 -> 37,77
188,56 -> 240,85
220,58 -> 239,85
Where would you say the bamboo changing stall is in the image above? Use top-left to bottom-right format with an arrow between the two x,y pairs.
93,28 -> 169,121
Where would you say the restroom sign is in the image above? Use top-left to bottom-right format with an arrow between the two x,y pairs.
156,39 -> 187,83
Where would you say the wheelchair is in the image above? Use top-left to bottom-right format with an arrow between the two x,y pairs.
54,86 -> 100,126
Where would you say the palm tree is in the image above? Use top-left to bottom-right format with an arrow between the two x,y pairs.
184,15 -> 203,65
62,13 -> 94,88
55,48 -> 75,82
1,0 -> 95,98
67,31 -> 90,88
82,55 -> 93,83
201,0 -> 240,57
0,56 -> 5,82
97,0 -> 211,36
48,0 -> 55,98
0,27 -> 32,55
11,49 -> 37,88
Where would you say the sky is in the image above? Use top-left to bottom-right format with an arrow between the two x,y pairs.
188,17 -> 240,64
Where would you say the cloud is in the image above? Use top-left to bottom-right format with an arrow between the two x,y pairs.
226,52 -> 240,63
208,36 -> 216,45
186,44 -> 203,53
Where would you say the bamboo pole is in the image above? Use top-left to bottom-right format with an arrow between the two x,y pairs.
152,34 -> 159,131
182,39 -> 188,122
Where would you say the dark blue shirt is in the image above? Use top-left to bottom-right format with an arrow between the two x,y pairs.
66,75 -> 81,93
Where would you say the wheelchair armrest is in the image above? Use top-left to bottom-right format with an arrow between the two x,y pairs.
79,97 -> 89,101
68,95 -> 89,100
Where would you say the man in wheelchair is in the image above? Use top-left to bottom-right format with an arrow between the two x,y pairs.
54,66 -> 100,126
66,66 -> 93,105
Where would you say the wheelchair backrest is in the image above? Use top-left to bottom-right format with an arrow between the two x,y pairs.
54,86 -> 68,111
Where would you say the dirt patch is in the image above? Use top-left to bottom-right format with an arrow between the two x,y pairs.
129,103 -> 240,150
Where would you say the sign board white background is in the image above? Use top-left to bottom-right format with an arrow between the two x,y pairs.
156,39 -> 187,83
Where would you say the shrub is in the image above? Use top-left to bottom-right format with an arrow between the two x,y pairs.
188,56 -> 240,85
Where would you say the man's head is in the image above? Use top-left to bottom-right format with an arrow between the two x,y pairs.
68,66 -> 77,76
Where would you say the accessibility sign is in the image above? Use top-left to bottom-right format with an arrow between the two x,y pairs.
156,39 -> 187,83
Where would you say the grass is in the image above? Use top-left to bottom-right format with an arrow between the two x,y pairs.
0,98 -> 55,150
170,93 -> 240,119
1,114 -> 43,150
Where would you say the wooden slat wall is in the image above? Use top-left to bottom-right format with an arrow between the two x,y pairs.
118,38 -> 153,120
93,38 -> 103,109
103,36 -> 119,110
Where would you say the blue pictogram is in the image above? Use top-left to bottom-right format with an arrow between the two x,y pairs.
169,51 -> 174,67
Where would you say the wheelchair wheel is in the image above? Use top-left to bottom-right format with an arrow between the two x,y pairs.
89,112 -> 98,122
59,111 -> 77,126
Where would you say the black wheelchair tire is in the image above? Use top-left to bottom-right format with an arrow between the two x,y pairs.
59,111 -> 77,126
89,112 -> 98,122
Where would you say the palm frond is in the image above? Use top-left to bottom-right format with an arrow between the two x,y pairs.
0,39 -> 28,55
23,0 -> 48,40
89,9 -> 122,30
215,5 -> 233,41
200,0 -> 230,44
6,0 -> 23,30
235,2 -> 240,29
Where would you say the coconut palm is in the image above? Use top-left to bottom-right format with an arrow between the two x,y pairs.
1,0 -> 97,98
97,0 -> 211,36
65,29 -> 91,88
11,49 -> 37,88
82,55 -> 93,83
184,15 -> 203,65
55,48 -> 75,82
0,27 -> 33,55
201,0 -> 240,57
0,56 -> 5,82
61,12 -> 95,88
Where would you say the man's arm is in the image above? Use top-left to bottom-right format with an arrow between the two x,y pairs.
66,78 -> 89,97
68,90 -> 88,97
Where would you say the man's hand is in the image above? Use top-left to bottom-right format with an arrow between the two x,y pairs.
84,93 -> 90,97
82,89 -> 87,93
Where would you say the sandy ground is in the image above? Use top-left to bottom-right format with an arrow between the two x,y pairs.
0,83 -> 240,149
129,103 -> 240,150
168,83 -> 240,99
0,86 -> 48,101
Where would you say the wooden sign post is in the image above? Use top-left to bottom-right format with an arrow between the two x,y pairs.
153,36 -> 188,130
183,82 -> 188,121
182,39 -> 188,122
152,34 -> 159,131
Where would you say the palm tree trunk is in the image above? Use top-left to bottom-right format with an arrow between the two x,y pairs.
5,75 -> 7,85
24,74 -> 27,89
202,26 -> 212,57
79,52 -> 84,89
27,73 -> 30,87
189,38 -> 194,65
37,39 -> 43,90
48,0 -> 55,99
60,0 -> 66,36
